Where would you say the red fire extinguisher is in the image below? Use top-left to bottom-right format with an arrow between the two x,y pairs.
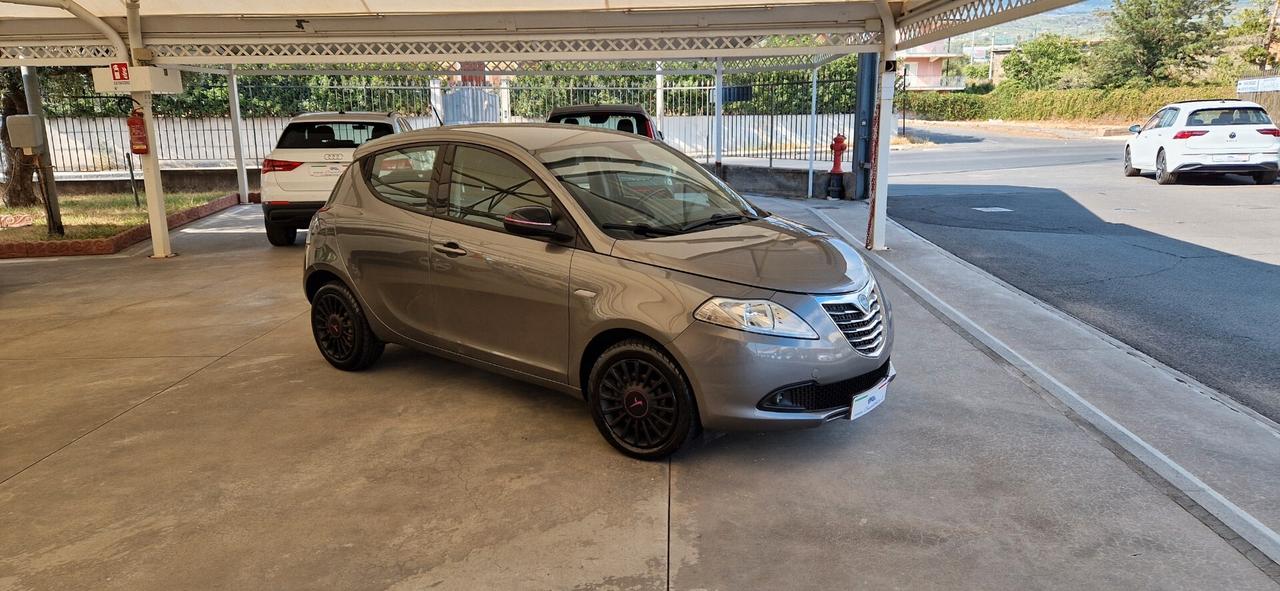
127,108 -> 149,155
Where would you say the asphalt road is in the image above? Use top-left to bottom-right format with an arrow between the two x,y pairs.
883,124 -> 1280,424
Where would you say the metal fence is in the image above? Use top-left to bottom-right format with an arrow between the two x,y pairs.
17,78 -> 860,175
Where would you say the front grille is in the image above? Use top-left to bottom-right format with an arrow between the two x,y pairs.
822,290 -> 886,356
759,358 -> 891,412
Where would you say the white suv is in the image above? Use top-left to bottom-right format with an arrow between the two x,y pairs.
1124,99 -> 1279,186
261,112 -> 413,245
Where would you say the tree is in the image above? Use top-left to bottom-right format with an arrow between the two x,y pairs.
0,68 -> 39,208
1088,0 -> 1233,88
1000,34 -> 1084,89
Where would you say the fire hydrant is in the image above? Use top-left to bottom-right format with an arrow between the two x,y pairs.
827,133 -> 847,199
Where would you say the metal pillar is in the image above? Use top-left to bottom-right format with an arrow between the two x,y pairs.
867,0 -> 896,251
127,0 -> 172,258
227,66 -> 249,204
498,79 -> 511,123
655,61 -> 665,131
713,57 -> 724,178
429,79 -> 445,126
805,63 -> 818,199
853,53 -> 878,200
20,66 -> 63,236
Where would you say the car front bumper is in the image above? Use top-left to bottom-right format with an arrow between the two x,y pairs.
670,282 -> 895,432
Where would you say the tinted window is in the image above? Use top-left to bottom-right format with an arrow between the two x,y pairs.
536,139 -> 766,239
277,121 -> 393,149
1157,108 -> 1179,128
550,112 -> 647,136
1187,107 -> 1272,126
368,145 -> 439,211
445,146 -> 555,231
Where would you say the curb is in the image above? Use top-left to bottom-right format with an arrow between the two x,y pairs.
0,193 -> 239,259
808,206 -> 1280,571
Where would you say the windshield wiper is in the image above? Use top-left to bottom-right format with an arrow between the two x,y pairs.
680,213 -> 762,232
601,223 -> 680,237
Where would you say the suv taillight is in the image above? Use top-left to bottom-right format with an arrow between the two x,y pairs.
262,158 -> 303,174
1258,128 -> 1280,137
1171,130 -> 1208,140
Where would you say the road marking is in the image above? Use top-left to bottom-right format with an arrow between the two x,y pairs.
809,206 -> 1280,567
971,207 -> 1012,212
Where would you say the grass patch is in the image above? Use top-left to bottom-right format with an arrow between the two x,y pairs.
0,191 -> 225,243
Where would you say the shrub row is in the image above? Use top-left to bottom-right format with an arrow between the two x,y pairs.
901,85 -> 1237,122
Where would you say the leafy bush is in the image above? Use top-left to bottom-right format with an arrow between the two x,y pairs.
902,84 -> 1236,122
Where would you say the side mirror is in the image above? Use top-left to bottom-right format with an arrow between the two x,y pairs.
1129,124 -> 1142,134
503,205 -> 572,241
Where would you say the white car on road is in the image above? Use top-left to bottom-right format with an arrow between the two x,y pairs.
1124,99 -> 1279,186
261,112 -> 413,245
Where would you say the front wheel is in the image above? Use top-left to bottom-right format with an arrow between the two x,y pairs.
311,282 -> 384,371
1155,151 -> 1178,185
587,339 -> 698,460
1254,171 -> 1278,185
1123,148 -> 1141,177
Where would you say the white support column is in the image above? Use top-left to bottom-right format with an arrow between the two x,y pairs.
806,63 -> 819,199
713,57 -> 724,177
429,79 -> 445,126
867,0 -> 896,251
132,90 -> 172,257
127,0 -> 172,258
655,61 -> 665,130
227,66 -> 249,204
498,79 -> 511,123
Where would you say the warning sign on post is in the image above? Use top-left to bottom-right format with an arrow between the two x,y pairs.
110,62 -> 130,81
91,66 -> 184,94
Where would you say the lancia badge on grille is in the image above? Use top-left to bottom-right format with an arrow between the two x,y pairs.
856,293 -> 870,312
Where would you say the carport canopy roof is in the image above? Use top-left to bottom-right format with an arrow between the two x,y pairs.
0,0 -> 1078,69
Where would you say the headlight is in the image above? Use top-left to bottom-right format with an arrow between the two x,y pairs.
693,298 -> 818,339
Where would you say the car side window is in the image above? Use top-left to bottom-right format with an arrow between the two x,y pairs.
367,145 -> 440,211
1140,110 -> 1164,132
444,145 -> 555,232
1158,108 -> 1180,128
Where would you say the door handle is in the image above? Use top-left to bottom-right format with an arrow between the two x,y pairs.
433,242 -> 468,257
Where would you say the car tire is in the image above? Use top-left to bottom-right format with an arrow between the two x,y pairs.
1155,150 -> 1178,185
266,223 -> 298,246
587,338 -> 699,461
311,281 -> 384,371
1255,171 -> 1278,185
1123,148 -> 1141,177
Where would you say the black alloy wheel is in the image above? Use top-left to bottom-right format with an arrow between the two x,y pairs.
1155,151 -> 1178,185
310,282 -> 384,371
1123,148 -> 1140,177
588,339 -> 697,460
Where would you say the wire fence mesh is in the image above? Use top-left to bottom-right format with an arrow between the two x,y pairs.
16,77 -> 860,175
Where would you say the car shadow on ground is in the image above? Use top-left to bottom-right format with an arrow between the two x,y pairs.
898,127 -> 984,145
886,182 -> 1280,423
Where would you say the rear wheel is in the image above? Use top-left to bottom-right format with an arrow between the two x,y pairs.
1155,150 -> 1178,185
1123,148 -> 1140,177
266,223 -> 297,246
587,339 -> 698,460
311,282 -> 384,371
1254,171 -> 1278,185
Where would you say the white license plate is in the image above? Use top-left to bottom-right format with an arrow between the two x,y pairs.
1213,154 -> 1248,163
310,163 -> 348,177
850,379 -> 888,421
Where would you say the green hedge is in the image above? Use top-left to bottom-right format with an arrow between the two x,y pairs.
902,85 -> 1236,122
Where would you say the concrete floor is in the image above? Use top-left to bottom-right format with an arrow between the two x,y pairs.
1,206 -> 1275,590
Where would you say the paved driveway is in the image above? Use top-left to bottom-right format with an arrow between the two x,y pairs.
0,206 -> 1274,590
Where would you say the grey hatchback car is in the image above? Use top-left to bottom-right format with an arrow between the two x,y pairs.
304,124 -> 895,459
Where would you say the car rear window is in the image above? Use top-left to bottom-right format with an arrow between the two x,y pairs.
549,112 -> 646,135
276,121 -> 394,149
1186,107 -> 1272,126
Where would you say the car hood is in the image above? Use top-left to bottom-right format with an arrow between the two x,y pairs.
609,216 -> 871,295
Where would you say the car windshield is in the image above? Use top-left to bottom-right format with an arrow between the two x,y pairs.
1186,107 -> 1272,126
276,121 -> 393,149
534,139 -> 766,238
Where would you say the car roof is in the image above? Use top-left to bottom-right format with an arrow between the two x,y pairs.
288,112 -> 399,123
547,104 -> 649,117
353,123 -> 651,159
1162,99 -> 1263,111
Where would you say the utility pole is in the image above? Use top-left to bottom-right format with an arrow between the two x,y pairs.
20,66 -> 63,236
